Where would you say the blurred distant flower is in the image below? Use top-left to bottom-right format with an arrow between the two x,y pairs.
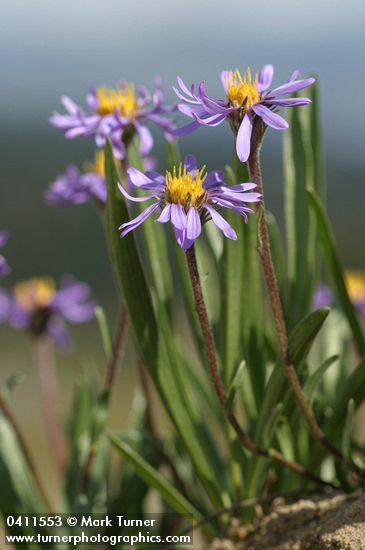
313,283 -> 333,309
1,277 -> 95,347
45,151 -> 107,207
345,271 -> 365,317
49,79 -> 176,159
172,65 -> 315,162
0,230 -> 10,277
46,151 -> 157,208
118,155 -> 261,250
313,272 -> 365,317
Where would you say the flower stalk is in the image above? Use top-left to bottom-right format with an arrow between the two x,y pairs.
36,336 -> 68,473
185,244 -> 333,487
246,134 -> 361,474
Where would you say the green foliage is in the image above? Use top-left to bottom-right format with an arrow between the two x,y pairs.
284,83 -> 324,329
2,80 -> 365,549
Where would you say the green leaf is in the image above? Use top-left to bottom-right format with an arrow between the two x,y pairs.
109,434 -> 206,523
231,152 -> 265,409
105,140 -> 159,352
289,307 -> 331,364
254,307 -> 330,445
105,141 -> 224,507
303,355 -> 339,405
226,361 -> 246,412
325,357 -> 365,439
0,416 -> 48,550
127,139 -> 173,308
342,398 -> 355,460
220,166 -> 244,385
94,306 -> 112,360
66,379 -> 102,508
275,418 -> 295,461
261,403 -> 283,448
284,83 -> 324,328
109,431 -> 166,515
196,236 -> 221,326
246,308 -> 330,496
307,188 -> 365,356
266,211 -> 286,306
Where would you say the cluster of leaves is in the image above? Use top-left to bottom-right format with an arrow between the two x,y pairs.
1,83 -> 364,547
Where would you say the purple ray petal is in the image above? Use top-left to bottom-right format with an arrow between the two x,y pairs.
198,81 -> 233,114
117,182 -> 153,203
173,86 -> 199,105
184,155 -> 197,172
288,69 -> 300,82
47,316 -> 72,349
229,183 -> 257,192
264,97 -> 311,107
61,95 -> 80,115
171,203 -> 187,230
204,205 -> 237,240
268,77 -> 316,98
257,64 -> 274,92
119,202 -> 160,236
174,227 -> 194,250
253,104 -> 288,130
156,204 -> 171,223
177,76 -> 196,99
204,171 -> 225,189
65,126 -> 89,139
186,208 -> 202,240
127,167 -> 164,190
136,123 -> 154,156
178,103 -> 208,119
192,111 -> 227,127
169,120 -> 201,138
236,114 -> 252,162
220,70 -> 231,93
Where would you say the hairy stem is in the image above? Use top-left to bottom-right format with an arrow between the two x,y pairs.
36,336 -> 68,473
247,144 -> 349,467
185,245 -> 333,488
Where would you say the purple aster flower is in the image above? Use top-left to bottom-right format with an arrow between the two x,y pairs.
345,272 -> 365,318
313,274 -> 365,318
118,155 -> 261,250
46,151 -> 158,208
49,79 -> 176,160
0,230 -> 10,277
172,65 -> 315,162
2,276 -> 95,348
45,151 -> 107,207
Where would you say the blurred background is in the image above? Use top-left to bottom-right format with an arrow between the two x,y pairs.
0,0 -> 364,490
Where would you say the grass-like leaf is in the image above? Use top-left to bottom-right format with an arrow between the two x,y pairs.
284,83 -> 324,329
307,188 -> 365,356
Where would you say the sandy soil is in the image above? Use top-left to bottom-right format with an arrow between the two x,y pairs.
209,492 -> 365,550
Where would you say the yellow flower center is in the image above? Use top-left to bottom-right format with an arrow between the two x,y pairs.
83,150 -> 121,176
15,278 -> 55,312
226,67 -> 261,110
96,84 -> 138,118
83,150 -> 105,176
165,163 -> 207,208
345,271 -> 365,303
